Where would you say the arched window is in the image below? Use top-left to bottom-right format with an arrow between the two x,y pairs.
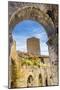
27,75 -> 34,87
45,78 -> 48,86
38,74 -> 42,86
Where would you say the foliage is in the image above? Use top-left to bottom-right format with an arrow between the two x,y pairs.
21,57 -> 40,67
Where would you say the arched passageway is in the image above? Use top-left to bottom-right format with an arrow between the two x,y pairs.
38,74 -> 42,86
45,78 -> 48,86
27,75 -> 34,87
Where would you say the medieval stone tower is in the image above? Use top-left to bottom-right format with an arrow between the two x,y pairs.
27,37 -> 40,56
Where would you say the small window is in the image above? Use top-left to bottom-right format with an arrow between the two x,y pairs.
41,58 -> 44,63
47,10 -> 52,18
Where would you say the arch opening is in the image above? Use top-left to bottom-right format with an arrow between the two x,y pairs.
45,78 -> 48,86
27,75 -> 34,87
12,19 -> 49,56
9,6 -> 55,58
38,74 -> 42,86
9,6 -> 55,38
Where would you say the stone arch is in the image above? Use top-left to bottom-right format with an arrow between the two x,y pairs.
27,75 -> 34,87
9,6 -> 56,58
38,74 -> 42,86
9,6 -> 56,56
9,5 -> 58,87
9,6 -> 55,37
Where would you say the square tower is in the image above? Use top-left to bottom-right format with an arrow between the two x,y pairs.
27,37 -> 40,56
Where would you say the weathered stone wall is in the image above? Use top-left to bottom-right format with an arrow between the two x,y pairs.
10,41 -> 53,88
13,61 -> 52,88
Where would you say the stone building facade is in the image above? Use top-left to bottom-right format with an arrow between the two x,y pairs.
10,41 -> 53,88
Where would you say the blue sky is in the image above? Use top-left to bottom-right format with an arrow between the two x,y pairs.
12,20 -> 49,55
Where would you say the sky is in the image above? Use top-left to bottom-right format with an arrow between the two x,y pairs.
12,20 -> 49,55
